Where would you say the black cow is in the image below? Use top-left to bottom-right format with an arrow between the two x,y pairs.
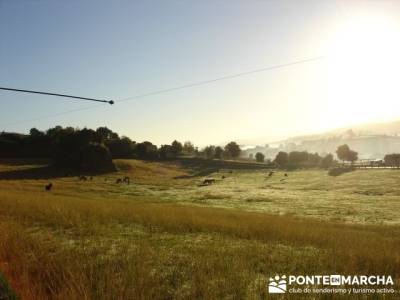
45,183 -> 53,191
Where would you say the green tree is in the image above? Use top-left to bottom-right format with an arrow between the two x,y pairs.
384,154 -> 400,168
203,145 -> 216,159
336,144 -> 358,165
336,144 -> 350,163
29,128 -> 44,138
224,142 -> 241,159
274,151 -> 288,167
96,126 -> 118,141
307,152 -> 322,167
79,143 -> 115,172
288,151 -> 308,165
107,136 -> 135,158
134,141 -> 158,159
347,150 -> 358,165
159,144 -> 173,159
182,141 -> 195,155
171,140 -> 183,156
214,146 -> 224,159
320,153 -> 334,168
255,152 -> 265,162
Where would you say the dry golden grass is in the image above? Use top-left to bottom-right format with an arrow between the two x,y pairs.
0,159 -> 399,299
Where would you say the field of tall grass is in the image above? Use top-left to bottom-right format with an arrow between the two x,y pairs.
0,159 -> 399,299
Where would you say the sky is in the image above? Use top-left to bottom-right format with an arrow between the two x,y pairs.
1,0 -> 400,146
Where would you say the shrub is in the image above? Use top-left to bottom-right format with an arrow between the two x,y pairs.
328,167 -> 354,176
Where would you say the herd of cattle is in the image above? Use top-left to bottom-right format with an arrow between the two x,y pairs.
200,170 -> 288,186
44,175 -> 131,191
44,170 -> 288,191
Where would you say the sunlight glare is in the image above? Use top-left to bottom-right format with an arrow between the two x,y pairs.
325,11 -> 400,127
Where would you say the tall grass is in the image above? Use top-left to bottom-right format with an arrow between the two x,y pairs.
1,160 -> 400,299
0,192 -> 399,299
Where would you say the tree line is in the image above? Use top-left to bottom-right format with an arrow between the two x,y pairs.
270,144 -> 360,169
2,126 -> 399,172
0,126 -> 242,171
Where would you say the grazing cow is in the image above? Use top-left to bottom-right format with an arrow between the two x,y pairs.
203,178 -> 216,185
116,178 -> 122,184
79,176 -> 87,181
45,183 -> 53,191
123,176 -> 130,184
268,171 -> 274,177
221,175 -> 226,179
284,173 -> 288,177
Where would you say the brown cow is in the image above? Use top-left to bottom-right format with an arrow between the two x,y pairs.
203,178 -> 216,185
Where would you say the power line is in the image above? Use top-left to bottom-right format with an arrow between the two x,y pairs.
0,55 -> 324,127
0,87 -> 114,105
0,104 -> 102,127
119,56 -> 325,102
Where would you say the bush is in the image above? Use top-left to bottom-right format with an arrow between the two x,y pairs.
328,167 -> 354,176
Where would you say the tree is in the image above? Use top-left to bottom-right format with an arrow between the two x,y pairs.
336,144 -> 358,164
214,146 -> 224,159
203,145 -> 216,159
320,153 -> 334,168
134,141 -> 158,159
255,152 -> 265,162
107,136 -> 135,158
307,152 -> 322,167
159,144 -> 173,159
288,151 -> 308,165
336,144 -> 350,163
171,140 -> 183,157
182,141 -> 195,155
96,126 -> 118,141
347,150 -> 358,165
224,142 -> 241,159
274,151 -> 288,167
79,143 -> 115,172
384,153 -> 400,168
29,128 -> 44,138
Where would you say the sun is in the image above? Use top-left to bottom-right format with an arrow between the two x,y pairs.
324,10 -> 400,127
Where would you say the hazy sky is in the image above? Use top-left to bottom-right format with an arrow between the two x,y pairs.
1,0 -> 400,146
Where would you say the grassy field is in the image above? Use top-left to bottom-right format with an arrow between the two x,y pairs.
0,159 -> 399,299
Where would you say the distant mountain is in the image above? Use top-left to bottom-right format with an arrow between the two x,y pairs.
241,120 -> 400,160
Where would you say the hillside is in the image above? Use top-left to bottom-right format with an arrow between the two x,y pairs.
242,119 -> 400,159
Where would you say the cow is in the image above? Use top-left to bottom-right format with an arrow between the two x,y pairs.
45,183 -> 53,191
203,178 -> 216,185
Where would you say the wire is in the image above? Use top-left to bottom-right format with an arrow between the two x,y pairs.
0,55 -> 324,127
0,87 -> 114,105
119,56 -> 325,102
0,104 -> 103,127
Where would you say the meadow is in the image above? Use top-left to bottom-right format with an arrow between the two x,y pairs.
0,158 -> 399,299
